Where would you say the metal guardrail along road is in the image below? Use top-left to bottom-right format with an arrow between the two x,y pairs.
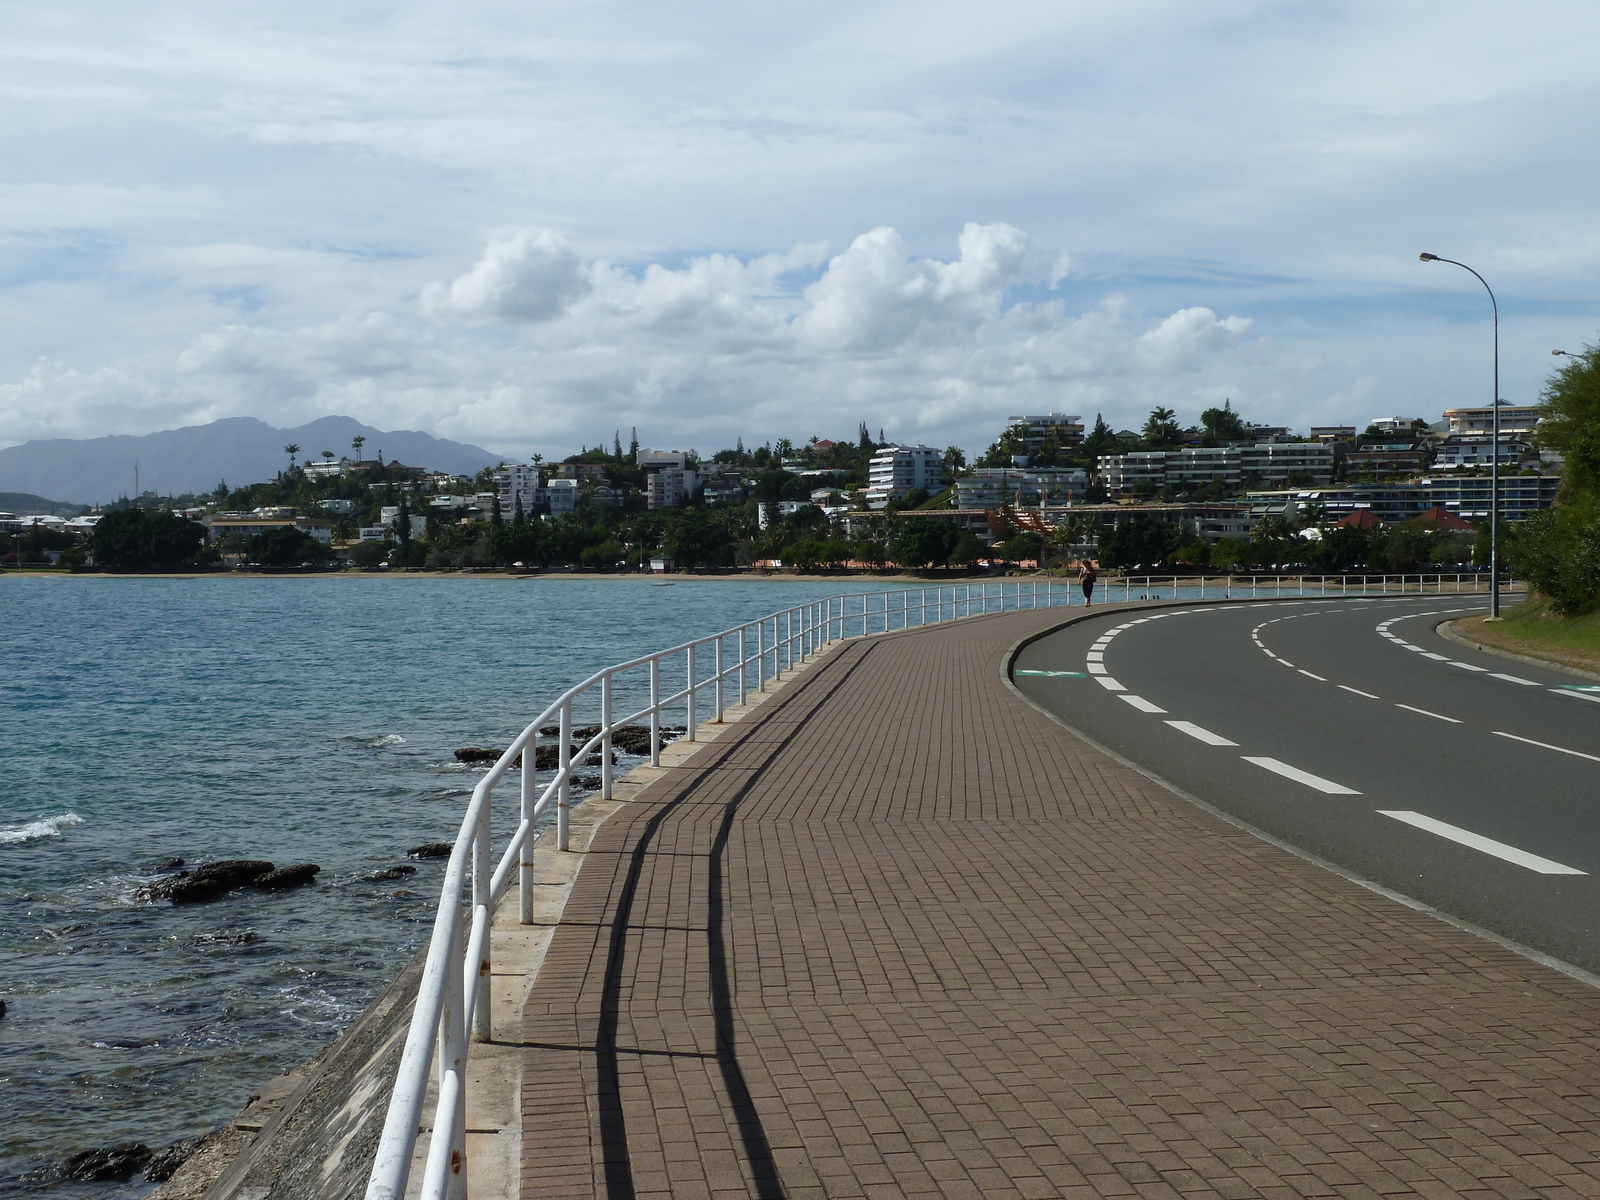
362,571 -> 1507,1200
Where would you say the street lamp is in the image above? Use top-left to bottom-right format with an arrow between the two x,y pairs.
1420,252 -> 1502,618
1553,349 -> 1585,360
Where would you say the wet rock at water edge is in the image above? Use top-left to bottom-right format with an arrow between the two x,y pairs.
365,864 -> 417,881
0,998 -> 7,1019
252,863 -> 320,890
144,856 -> 185,873
143,1136 -> 202,1182
408,842 -> 452,859
61,1142 -> 152,1181
453,746 -> 500,763
139,859 -> 276,903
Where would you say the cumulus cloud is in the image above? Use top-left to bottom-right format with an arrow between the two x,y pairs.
421,229 -> 589,322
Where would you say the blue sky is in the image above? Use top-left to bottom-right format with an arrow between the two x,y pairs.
1,0 -> 1597,460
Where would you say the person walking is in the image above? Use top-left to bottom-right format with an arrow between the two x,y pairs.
1078,562 -> 1097,606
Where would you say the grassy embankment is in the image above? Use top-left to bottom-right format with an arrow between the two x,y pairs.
1451,598 -> 1600,675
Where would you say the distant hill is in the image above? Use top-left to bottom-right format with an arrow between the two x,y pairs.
0,416 -> 512,505
0,491 -> 88,516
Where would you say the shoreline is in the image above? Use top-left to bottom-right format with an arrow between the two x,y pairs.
5,568 -> 958,582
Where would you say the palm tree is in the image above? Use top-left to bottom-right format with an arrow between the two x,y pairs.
321,450 -> 335,462
284,444 -> 300,469
351,435 -> 366,462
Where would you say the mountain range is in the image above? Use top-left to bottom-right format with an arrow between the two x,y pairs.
0,417 -> 512,505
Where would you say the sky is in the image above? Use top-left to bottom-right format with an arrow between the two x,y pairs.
1,0 -> 1598,462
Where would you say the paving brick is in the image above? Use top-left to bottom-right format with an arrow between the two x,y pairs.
516,606 -> 1600,1197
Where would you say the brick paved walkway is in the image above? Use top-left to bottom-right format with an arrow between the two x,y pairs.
520,607 -> 1600,1200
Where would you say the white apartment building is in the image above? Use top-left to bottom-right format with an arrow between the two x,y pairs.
864,444 -> 944,508
1099,443 -> 1334,495
1006,413 -> 1084,455
953,467 -> 1089,509
636,448 -> 689,471
1240,442 -> 1335,485
1433,435 -> 1530,467
645,468 -> 698,510
545,478 -> 579,516
1443,404 -> 1543,436
494,464 -> 542,516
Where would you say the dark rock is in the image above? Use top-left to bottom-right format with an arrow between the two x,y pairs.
144,857 -> 186,872
143,1137 -> 201,1182
407,842 -> 452,859
573,775 -> 603,791
161,859 -> 276,903
61,1142 -> 152,1181
364,864 -> 417,882
166,876 -> 232,904
453,747 -> 500,763
252,863 -> 320,890
0,998 -> 7,1019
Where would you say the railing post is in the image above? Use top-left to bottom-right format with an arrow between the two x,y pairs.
601,672 -> 614,799
757,620 -> 766,691
686,643 -> 697,741
440,918 -> 468,1200
739,625 -> 747,709
520,737 -> 535,924
558,700 -> 571,851
472,794 -> 491,1043
649,657 -> 661,766
714,637 -> 725,723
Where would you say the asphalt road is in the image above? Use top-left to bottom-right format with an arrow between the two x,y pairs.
1012,593 -> 1600,973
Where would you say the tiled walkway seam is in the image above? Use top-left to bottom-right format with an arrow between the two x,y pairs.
521,607 -> 1600,1200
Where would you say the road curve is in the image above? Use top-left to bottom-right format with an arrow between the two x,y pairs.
1013,594 -> 1600,972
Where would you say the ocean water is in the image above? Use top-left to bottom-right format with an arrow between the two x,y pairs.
0,574 -> 895,1196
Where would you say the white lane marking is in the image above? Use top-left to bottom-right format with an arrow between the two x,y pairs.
1087,662 -> 1108,675
1085,651 -> 1104,662
1277,659 -> 1296,667
1450,662 -> 1488,672
1421,652 -> 1450,661
1554,689 -> 1600,705
1339,685 -> 1380,699
1493,731 -> 1600,764
1241,757 -> 1361,794
1299,670 -> 1328,681
1096,676 -> 1126,692
1262,649 -> 1278,659
1378,810 -> 1586,875
1164,720 -> 1239,746
1490,673 -> 1540,686
1395,703 -> 1462,724
1120,695 -> 1167,714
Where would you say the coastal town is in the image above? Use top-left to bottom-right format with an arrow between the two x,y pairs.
0,402 -> 1559,576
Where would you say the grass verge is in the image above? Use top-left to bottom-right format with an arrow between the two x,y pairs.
1448,597 -> 1600,674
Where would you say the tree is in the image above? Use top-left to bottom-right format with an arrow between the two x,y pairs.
1141,408 -> 1181,449
994,532 -> 1043,565
284,443 -> 300,470
889,519 -> 959,568
90,509 -> 207,570
396,494 -> 412,546
491,493 -> 504,529
349,539 -> 389,568
352,435 -> 366,461
1200,401 -> 1246,444
320,450 -> 335,463
248,528 -> 331,567
943,446 -> 967,475
513,494 -> 525,525
1097,518 -> 1179,568
946,532 -> 987,567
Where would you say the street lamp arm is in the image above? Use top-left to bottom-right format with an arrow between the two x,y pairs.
1419,253 -> 1497,323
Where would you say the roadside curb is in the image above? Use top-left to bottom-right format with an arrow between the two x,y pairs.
1437,616 -> 1600,682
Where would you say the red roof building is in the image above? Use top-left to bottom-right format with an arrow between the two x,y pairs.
1404,505 -> 1476,531
1337,509 -> 1384,530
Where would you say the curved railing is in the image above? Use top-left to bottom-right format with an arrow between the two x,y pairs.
362,571 -> 1504,1199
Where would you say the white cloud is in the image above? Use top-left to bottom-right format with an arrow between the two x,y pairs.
421,229 -> 588,322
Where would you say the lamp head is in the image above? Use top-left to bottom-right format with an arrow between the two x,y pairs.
1419,253 -> 1440,262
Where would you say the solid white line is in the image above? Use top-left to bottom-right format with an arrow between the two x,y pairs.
1241,757 -> 1361,794
1120,695 -> 1167,714
1298,670 -> 1328,681
1395,703 -> 1462,724
1378,810 -> 1586,875
1339,685 -> 1380,699
1451,662 -> 1488,672
1165,720 -> 1238,746
1096,676 -> 1126,692
1490,673 -> 1541,686
1493,731 -> 1600,764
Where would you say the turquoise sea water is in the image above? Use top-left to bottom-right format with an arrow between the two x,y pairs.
0,575 -> 892,1196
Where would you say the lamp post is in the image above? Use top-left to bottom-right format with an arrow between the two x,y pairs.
1420,253 -> 1501,618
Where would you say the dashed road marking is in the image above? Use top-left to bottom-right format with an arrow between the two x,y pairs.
1298,670 -> 1328,681
1395,703 -> 1461,724
1339,685 -> 1380,699
1165,720 -> 1238,746
1095,676 -> 1126,692
1493,731 -> 1600,764
1490,673 -> 1540,686
1120,695 -> 1167,713
1378,810 -> 1586,875
1241,757 -> 1361,794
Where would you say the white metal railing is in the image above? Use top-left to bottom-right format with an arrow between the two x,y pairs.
362,570 -> 1507,1199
